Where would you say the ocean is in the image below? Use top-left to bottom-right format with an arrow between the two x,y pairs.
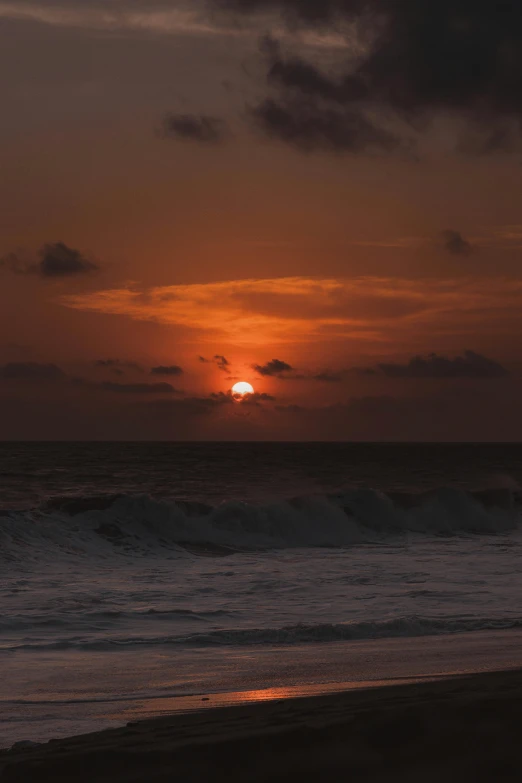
3,441 -> 522,747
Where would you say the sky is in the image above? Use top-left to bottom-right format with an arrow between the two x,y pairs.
2,0 -> 522,440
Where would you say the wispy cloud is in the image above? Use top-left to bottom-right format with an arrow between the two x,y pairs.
0,2 -> 226,37
60,275 -> 522,346
0,1 -> 350,47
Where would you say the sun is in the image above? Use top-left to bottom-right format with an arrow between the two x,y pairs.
232,381 -> 254,396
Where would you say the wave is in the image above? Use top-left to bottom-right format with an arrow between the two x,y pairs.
1,486 -> 521,562
6,615 -> 522,651
0,607 -> 231,633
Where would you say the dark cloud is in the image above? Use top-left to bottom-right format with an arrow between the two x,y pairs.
0,253 -> 25,275
212,1 -> 522,154
253,358 -> 293,376
2,242 -> 98,278
192,390 -> 276,410
267,51 -> 368,105
441,230 -> 474,257
172,397 -> 230,415
95,359 -> 144,374
199,355 -> 231,372
159,114 -> 228,144
271,387 -> 522,441
0,362 -> 65,381
240,392 -> 276,405
144,394 -> 232,417
214,390 -> 276,405
289,370 -> 345,382
252,360 -> 342,382
150,365 -> 184,376
38,242 -> 99,277
214,355 -> 230,372
100,381 -> 180,394
275,404 -> 305,413
312,371 -> 343,382
368,351 -> 509,380
75,378 -> 180,394
144,389 -> 274,417
252,98 -> 403,154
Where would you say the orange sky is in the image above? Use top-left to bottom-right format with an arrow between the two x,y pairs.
1,2 -> 522,439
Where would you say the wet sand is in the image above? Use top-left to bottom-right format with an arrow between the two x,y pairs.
3,668 -> 522,781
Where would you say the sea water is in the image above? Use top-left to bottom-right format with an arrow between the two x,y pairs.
3,442 -> 522,746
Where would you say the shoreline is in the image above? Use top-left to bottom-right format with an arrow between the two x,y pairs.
3,667 -> 522,781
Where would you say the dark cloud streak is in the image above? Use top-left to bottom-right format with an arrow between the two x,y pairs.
253,358 -> 293,376
159,114 -> 228,144
441,230 -> 474,257
150,365 -> 184,376
366,351 -> 509,380
252,98 -> 402,154
214,355 -> 230,372
100,381 -> 180,394
0,362 -> 65,381
95,359 -> 144,374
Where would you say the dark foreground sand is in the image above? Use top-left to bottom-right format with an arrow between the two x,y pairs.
3,669 -> 522,782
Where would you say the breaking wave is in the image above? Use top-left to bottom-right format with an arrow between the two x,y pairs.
1,486 -> 521,562
6,615 -> 522,651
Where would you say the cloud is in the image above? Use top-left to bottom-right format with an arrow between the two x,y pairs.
198,355 -> 231,370
75,378 -> 181,394
150,365 -> 184,376
274,386 -> 522,441
252,360 -> 343,382
290,369 -> 345,382
369,351 -> 509,380
2,242 -> 98,278
253,358 -> 293,376
96,359 -> 120,368
236,391 -> 276,405
159,114 -> 228,144
0,362 -> 65,381
0,2 -> 260,38
252,98 -> 403,154
312,371 -> 343,382
143,393 -> 233,417
100,381 -> 180,394
60,275 -> 522,348
38,242 -> 99,277
158,397 -> 229,416
214,355 -> 230,371
441,230 -> 474,257
275,404 -> 305,413
144,389 -> 275,417
211,1 -> 522,155
213,389 -> 276,404
95,359 -> 144,374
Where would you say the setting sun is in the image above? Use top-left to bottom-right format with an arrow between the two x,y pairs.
232,381 -> 254,396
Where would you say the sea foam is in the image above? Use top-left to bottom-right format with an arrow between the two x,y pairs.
1,486 -> 520,563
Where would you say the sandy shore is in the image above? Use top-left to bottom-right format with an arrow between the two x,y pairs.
3,668 -> 522,781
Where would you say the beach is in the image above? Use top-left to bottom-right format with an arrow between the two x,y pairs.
4,444 -> 522,771
3,668 -> 522,781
